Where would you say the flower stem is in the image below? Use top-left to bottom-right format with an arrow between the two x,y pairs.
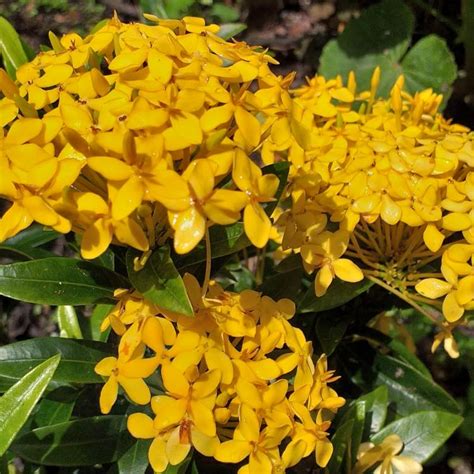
366,274 -> 442,327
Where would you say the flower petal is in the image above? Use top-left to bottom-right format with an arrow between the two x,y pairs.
127,413 -> 155,439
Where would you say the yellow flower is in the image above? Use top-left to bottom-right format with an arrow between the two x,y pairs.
301,230 -> 364,297
431,322 -> 459,359
127,413 -> 218,473
94,353 -> 159,414
415,244 -> 474,322
291,402 -> 334,468
153,363 -> 221,437
166,159 -> 247,254
71,192 -> 149,259
232,150 -> 279,248
353,434 -> 423,474
214,405 -> 289,473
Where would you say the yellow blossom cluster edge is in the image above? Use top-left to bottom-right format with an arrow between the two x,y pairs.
95,279 -> 344,472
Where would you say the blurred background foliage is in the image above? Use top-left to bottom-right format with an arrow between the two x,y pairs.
0,1 -> 473,473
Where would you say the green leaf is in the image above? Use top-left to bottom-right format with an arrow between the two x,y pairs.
0,338 -> 114,391
218,262 -> 256,292
371,411 -> 463,463
127,246 -> 193,317
11,416 -> 132,466
319,0 -> 414,95
315,312 -> 354,356
0,355 -> 60,456
57,306 -> 83,339
460,407 -> 474,441
319,1 -> 457,99
118,439 -> 150,474
211,4 -> 240,22
261,267 -> 303,300
388,339 -> 431,378
299,278 -> 373,313
357,386 -> 388,435
325,419 -> 354,474
0,257 -> 129,305
3,224 -> 59,249
87,303 -> 114,342
139,0 -> 168,18
0,245 -> 53,261
0,16 -> 29,78
217,23 -> 247,40
374,354 -> 460,416
402,34 -> 457,97
0,225 -> 59,261
337,401 -> 366,466
33,397 -> 75,428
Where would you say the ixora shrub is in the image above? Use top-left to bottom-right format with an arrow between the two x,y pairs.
0,12 -> 470,474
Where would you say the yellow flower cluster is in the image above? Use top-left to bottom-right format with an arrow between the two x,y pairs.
94,277 -> 345,473
272,69 -> 474,334
0,14 -> 287,256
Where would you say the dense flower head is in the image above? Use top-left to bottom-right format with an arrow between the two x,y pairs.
94,278 -> 345,473
0,14 -> 290,256
271,68 -> 474,337
1,13 -> 472,354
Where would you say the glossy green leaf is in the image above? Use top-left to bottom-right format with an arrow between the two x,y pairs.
127,246 -> 193,317
299,278 -> 373,313
0,245 -> 54,261
325,419 -> 354,474
34,397 -> 75,428
0,355 -> 60,456
371,411 -> 463,462
218,262 -> 256,292
357,386 -> 388,435
0,16 -> 28,78
0,338 -> 115,391
118,439 -> 150,474
91,247 -> 115,270
57,306 -> 83,339
217,23 -> 247,40
0,225 -> 59,261
374,354 -> 460,416
337,401 -> 366,466
11,416 -> 132,466
0,257 -> 129,305
388,339 -> 431,378
3,225 -> 59,249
